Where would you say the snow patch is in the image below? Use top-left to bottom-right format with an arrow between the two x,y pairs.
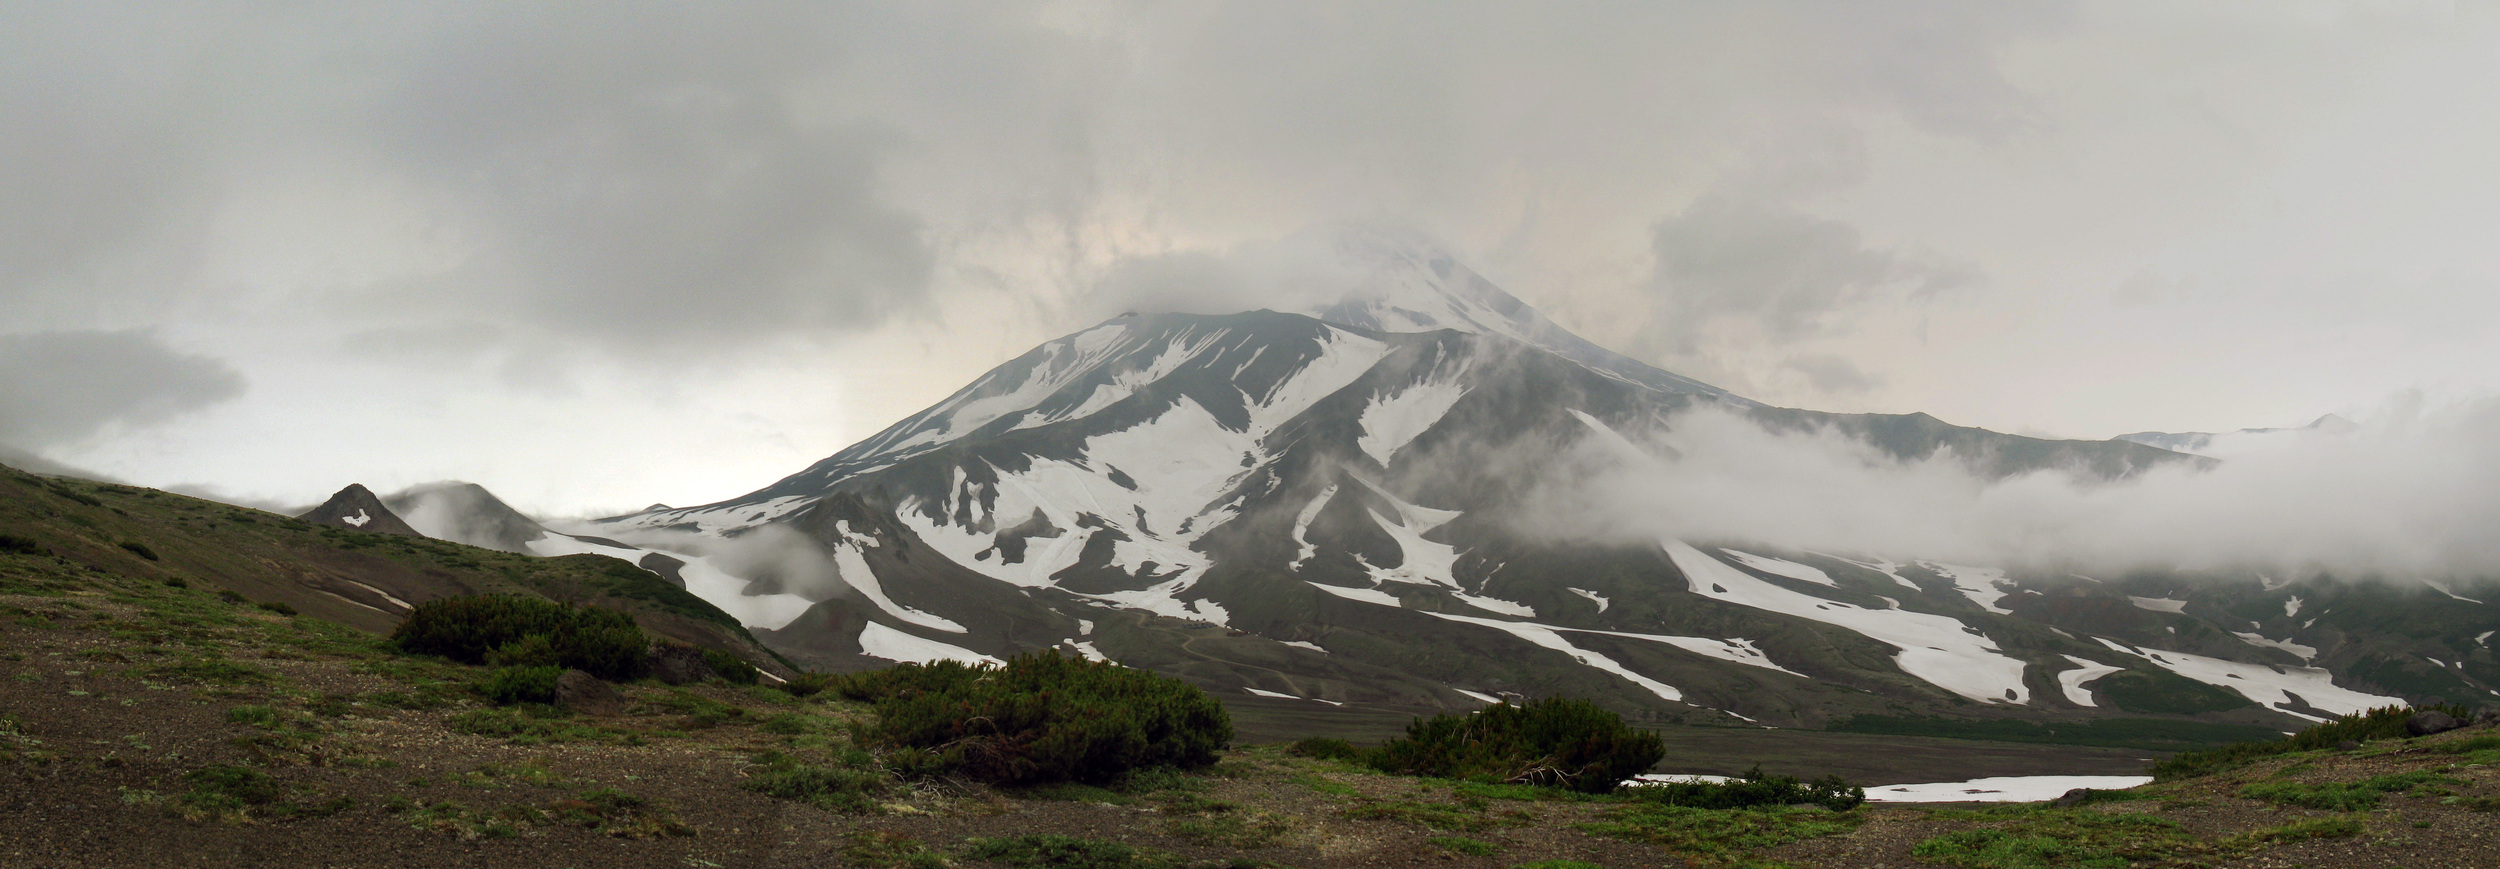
1357,378 -> 1470,466
2230,631 -> 2317,663
2055,656 -> 2123,707
1278,640 -> 1327,654
1419,610 -> 1683,702
343,509 -> 371,528
2284,595 -> 2303,618
1721,549 -> 1838,587
1567,588 -> 1610,612
828,522 -> 965,633
859,622 -> 1001,666
1826,554 -> 1923,591
2095,638 -> 2401,721
1927,563 -> 2015,614
2128,596 -> 2189,614
1290,484 -> 1338,570
1669,542 -> 2030,704
1868,775 -> 2153,803
1454,689 -> 1502,705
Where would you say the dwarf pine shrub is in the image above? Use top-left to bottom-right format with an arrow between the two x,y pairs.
1368,697 -> 1665,793
391,595 -> 647,681
837,652 -> 1232,786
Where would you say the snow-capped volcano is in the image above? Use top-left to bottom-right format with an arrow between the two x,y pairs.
578,237 -> 2489,729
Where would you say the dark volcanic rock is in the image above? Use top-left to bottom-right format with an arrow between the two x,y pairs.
555,669 -> 623,716
647,644 -> 717,686
2406,710 -> 2465,737
296,484 -> 423,537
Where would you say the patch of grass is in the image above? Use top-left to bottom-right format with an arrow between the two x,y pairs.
1427,835 -> 1498,856
961,834 -> 1185,869
844,830 -> 955,869
1286,736 -> 1364,762
152,656 -> 274,685
1510,862 -> 1600,869
1290,774 -> 1358,797
1166,810 -> 1295,849
461,757 -> 568,789
446,707 -> 619,745
1342,799 -> 1505,832
1580,804 -> 1859,868
741,748 -> 893,813
391,788 -> 691,839
2221,815 -> 2367,847
2240,770 -> 2457,811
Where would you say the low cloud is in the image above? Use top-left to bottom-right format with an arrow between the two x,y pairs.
1527,398 -> 2500,581
0,330 -> 246,449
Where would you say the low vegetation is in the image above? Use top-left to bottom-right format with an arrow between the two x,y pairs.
2153,703 -> 2477,780
391,595 -> 648,681
831,651 -> 1232,785
1357,697 -> 1665,793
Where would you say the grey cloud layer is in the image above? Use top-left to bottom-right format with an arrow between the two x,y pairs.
0,330 -> 245,449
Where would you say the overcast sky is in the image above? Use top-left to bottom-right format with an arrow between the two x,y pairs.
6,1 -> 2499,518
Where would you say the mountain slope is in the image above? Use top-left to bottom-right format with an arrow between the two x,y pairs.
575,238 -> 2490,736
0,463 -> 789,676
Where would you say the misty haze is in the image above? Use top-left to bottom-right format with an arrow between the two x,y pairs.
5,4 -> 2499,868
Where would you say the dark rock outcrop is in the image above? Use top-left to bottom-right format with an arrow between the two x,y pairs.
2406,710 -> 2465,737
555,669 -> 624,716
647,644 -> 718,686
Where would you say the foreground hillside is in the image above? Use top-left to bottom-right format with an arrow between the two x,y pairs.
0,464 -> 788,674
8,530 -> 2500,868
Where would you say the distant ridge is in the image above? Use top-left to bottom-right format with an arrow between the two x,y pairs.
297,484 -> 423,537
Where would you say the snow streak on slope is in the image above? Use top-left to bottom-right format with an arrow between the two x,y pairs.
1357,378 -> 1469,466
2094,638 -> 2401,721
2056,655 -> 2122,707
2230,630 -> 2317,662
1568,588 -> 1610,612
1667,541 -> 2031,704
1828,554 -> 1923,591
1349,478 -> 1532,617
828,521 -> 965,633
1419,610 -> 1684,702
1721,549 -> 1838,587
1291,484 -> 1338,569
1928,563 -> 2015,614
859,622 -> 1001,666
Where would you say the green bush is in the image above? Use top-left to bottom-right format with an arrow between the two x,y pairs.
391,595 -> 647,681
1368,697 -> 1664,793
2153,704 -> 2476,780
0,534 -> 43,556
702,649 -> 760,685
839,652 -> 1232,786
479,666 -> 564,706
1621,765 -> 1864,811
119,541 -> 160,561
776,670 -> 834,698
